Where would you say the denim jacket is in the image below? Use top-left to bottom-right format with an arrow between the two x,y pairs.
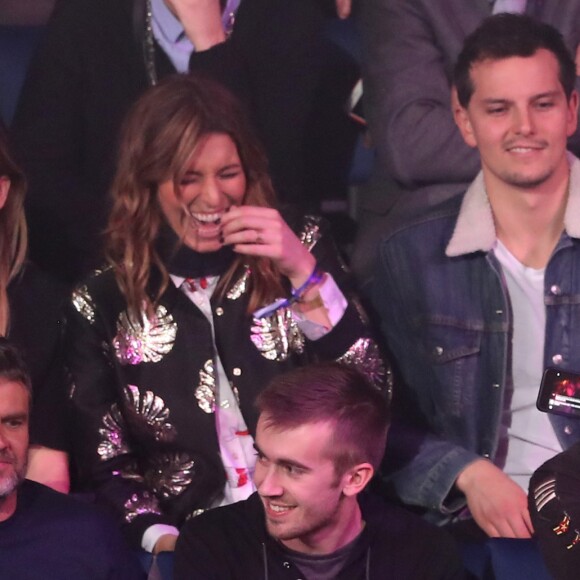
373,154 -> 580,522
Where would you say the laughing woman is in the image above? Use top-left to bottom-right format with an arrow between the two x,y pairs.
63,75 -> 387,554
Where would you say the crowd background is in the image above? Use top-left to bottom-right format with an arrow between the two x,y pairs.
1,2 -> 579,580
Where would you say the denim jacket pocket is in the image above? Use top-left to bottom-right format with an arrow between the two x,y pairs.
422,320 -> 482,419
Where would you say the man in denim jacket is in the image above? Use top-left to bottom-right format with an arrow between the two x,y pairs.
373,14 -> 580,539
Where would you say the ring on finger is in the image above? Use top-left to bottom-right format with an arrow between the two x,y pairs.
255,231 -> 264,245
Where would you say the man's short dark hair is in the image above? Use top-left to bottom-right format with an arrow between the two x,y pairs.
0,338 -> 31,397
256,363 -> 390,475
454,13 -> 576,107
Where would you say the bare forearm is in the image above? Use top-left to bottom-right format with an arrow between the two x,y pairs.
456,459 -> 533,538
166,0 -> 226,50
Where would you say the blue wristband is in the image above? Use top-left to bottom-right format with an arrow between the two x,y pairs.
253,264 -> 323,319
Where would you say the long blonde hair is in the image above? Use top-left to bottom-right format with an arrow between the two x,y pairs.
0,127 -> 27,335
106,75 -> 284,319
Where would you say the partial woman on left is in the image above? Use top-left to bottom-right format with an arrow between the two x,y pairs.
0,123 -> 69,492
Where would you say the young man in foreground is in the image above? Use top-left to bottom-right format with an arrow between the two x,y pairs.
175,363 -> 463,579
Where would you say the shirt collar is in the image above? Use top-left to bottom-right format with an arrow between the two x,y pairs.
169,273 -> 219,289
446,152 -> 580,257
151,0 -> 185,44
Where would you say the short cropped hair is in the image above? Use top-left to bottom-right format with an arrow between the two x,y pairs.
454,13 -> 576,107
256,362 -> 390,475
0,338 -> 31,397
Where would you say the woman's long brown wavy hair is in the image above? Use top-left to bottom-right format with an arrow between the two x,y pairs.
106,74 -> 284,320
0,126 -> 27,335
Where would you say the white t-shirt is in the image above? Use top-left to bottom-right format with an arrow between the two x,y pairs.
494,240 -> 562,492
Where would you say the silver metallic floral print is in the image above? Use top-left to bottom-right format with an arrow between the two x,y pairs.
124,491 -> 162,523
299,215 -> 323,251
116,451 -> 196,500
113,304 -> 177,365
98,385 -> 176,461
98,404 -> 130,461
227,266 -> 251,300
188,508 -> 206,520
71,285 -> 97,324
195,359 -> 217,414
337,338 -> 393,398
251,308 -> 304,361
123,385 -> 176,442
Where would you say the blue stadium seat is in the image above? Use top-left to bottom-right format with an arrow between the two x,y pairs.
460,538 -> 552,580
0,25 -> 44,125
136,551 -> 174,580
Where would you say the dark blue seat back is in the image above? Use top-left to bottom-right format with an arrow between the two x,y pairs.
136,551 -> 174,580
460,538 -> 553,580
0,25 -> 44,125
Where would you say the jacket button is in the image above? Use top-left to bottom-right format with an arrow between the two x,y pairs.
552,354 -> 563,365
283,562 -> 291,568
550,285 -> 562,295
565,425 -> 573,435
492,383 -> 500,389
483,453 -> 490,458
233,367 -> 242,376
495,309 -> 503,315
434,346 -> 444,356
215,307 -> 224,316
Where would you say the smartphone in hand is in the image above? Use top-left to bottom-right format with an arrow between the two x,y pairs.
537,368 -> 580,418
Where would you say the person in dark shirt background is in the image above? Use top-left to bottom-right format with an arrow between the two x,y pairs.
0,337 -> 144,580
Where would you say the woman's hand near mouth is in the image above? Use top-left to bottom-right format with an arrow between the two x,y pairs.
220,206 -> 315,288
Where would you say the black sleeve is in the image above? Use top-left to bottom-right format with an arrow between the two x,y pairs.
63,285 -> 173,547
299,215 -> 391,392
174,524 -> 224,580
529,443 -> 580,580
